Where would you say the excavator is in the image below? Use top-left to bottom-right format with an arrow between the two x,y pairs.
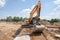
13,1 -> 44,38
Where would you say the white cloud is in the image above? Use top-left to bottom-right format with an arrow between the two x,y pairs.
54,5 -> 60,11
19,5 -> 37,18
54,0 -> 60,5
41,10 -> 60,20
47,0 -> 60,20
41,9 -> 60,20
41,0 -> 60,20
53,0 -> 60,10
19,8 -> 31,18
0,0 -> 6,8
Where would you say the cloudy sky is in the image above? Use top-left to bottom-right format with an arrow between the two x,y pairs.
0,0 -> 60,20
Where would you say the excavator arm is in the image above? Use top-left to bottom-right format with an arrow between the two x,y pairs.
29,1 -> 41,23
29,5 -> 38,22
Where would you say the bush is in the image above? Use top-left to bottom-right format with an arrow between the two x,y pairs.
48,19 -> 60,24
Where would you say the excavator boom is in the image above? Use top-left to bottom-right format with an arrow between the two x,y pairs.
29,1 -> 41,23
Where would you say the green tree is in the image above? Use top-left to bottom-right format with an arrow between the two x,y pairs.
19,17 -> 23,21
13,16 -> 20,22
49,19 -> 60,24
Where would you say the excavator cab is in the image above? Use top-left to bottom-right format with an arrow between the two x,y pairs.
29,17 -> 37,24
30,17 -> 40,25
32,17 -> 37,24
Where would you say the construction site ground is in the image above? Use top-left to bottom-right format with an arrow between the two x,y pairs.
0,22 -> 60,40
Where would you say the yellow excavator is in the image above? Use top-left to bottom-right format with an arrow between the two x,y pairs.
13,1 -> 42,37
24,1 -> 41,25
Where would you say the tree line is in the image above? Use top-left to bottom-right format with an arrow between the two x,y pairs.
0,16 -> 60,23
0,16 -> 28,22
41,19 -> 60,24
